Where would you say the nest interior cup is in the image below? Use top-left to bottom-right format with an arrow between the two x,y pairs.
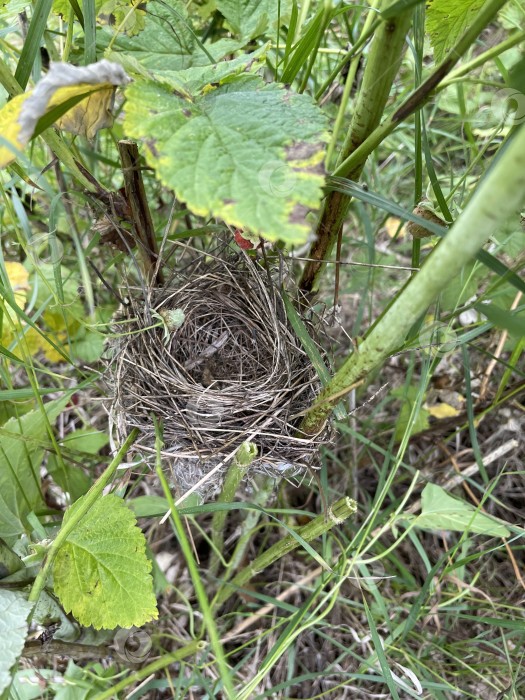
107,251 -> 324,499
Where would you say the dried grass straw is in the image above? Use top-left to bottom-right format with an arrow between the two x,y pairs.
106,249 -> 326,500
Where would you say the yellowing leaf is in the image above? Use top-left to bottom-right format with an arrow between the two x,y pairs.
51,85 -> 118,139
384,217 -> 404,238
4,262 -> 30,315
0,60 -> 130,168
0,94 -> 30,167
42,331 -> 68,362
426,402 -> 460,419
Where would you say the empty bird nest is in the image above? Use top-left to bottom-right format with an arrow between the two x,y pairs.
105,247 -> 328,501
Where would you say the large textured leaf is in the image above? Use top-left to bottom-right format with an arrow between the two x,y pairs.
107,41 -> 268,94
0,590 -> 33,695
426,0 -> 485,64
415,484 -> 510,537
53,494 -> 158,629
102,0 -> 240,71
0,397 -> 68,538
124,74 -> 328,244
216,0 -> 291,40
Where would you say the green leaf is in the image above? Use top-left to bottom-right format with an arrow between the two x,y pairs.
0,590 -> 33,695
425,0 -> 486,64
0,397 -> 68,538
109,41 -> 268,94
53,0 -> 146,36
70,326 -> 105,362
124,74 -> 328,244
216,0 -> 291,40
47,428 -> 108,500
14,0 -> 54,89
282,288 -> 346,420
0,538 -> 24,578
53,493 -> 158,629
129,495 -> 170,518
508,54 -> 525,94
474,302 -> 525,339
391,385 -> 430,441
415,483 -> 510,537
101,0 -> 239,71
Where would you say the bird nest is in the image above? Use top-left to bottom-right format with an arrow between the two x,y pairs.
106,250 -> 326,501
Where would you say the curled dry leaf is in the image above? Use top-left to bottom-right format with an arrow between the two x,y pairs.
0,60 -> 130,168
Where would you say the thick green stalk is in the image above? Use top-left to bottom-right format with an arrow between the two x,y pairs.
299,1 -> 412,294
331,0 -> 509,180
213,496 -> 357,609
28,429 -> 139,606
325,0 -> 379,168
300,125 -> 525,436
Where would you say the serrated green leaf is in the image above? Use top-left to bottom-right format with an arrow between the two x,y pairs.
0,397 -> 69,538
0,590 -> 33,695
101,0 -> 240,71
109,41 -> 268,94
216,0 -> 291,40
53,494 -> 158,629
415,483 -> 510,537
426,0 -> 485,64
124,74 -> 328,244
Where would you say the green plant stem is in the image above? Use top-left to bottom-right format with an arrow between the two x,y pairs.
331,0 -> 508,180
213,496 -> 357,610
62,5 -> 75,62
27,428 -> 139,606
91,640 -> 205,700
222,474 -> 275,578
299,0 -> 412,294
300,0 -> 509,295
299,125 -> 525,436
0,57 -> 23,97
153,422 -> 236,700
209,443 -> 257,577
440,28 -> 525,89
325,0 -> 379,168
